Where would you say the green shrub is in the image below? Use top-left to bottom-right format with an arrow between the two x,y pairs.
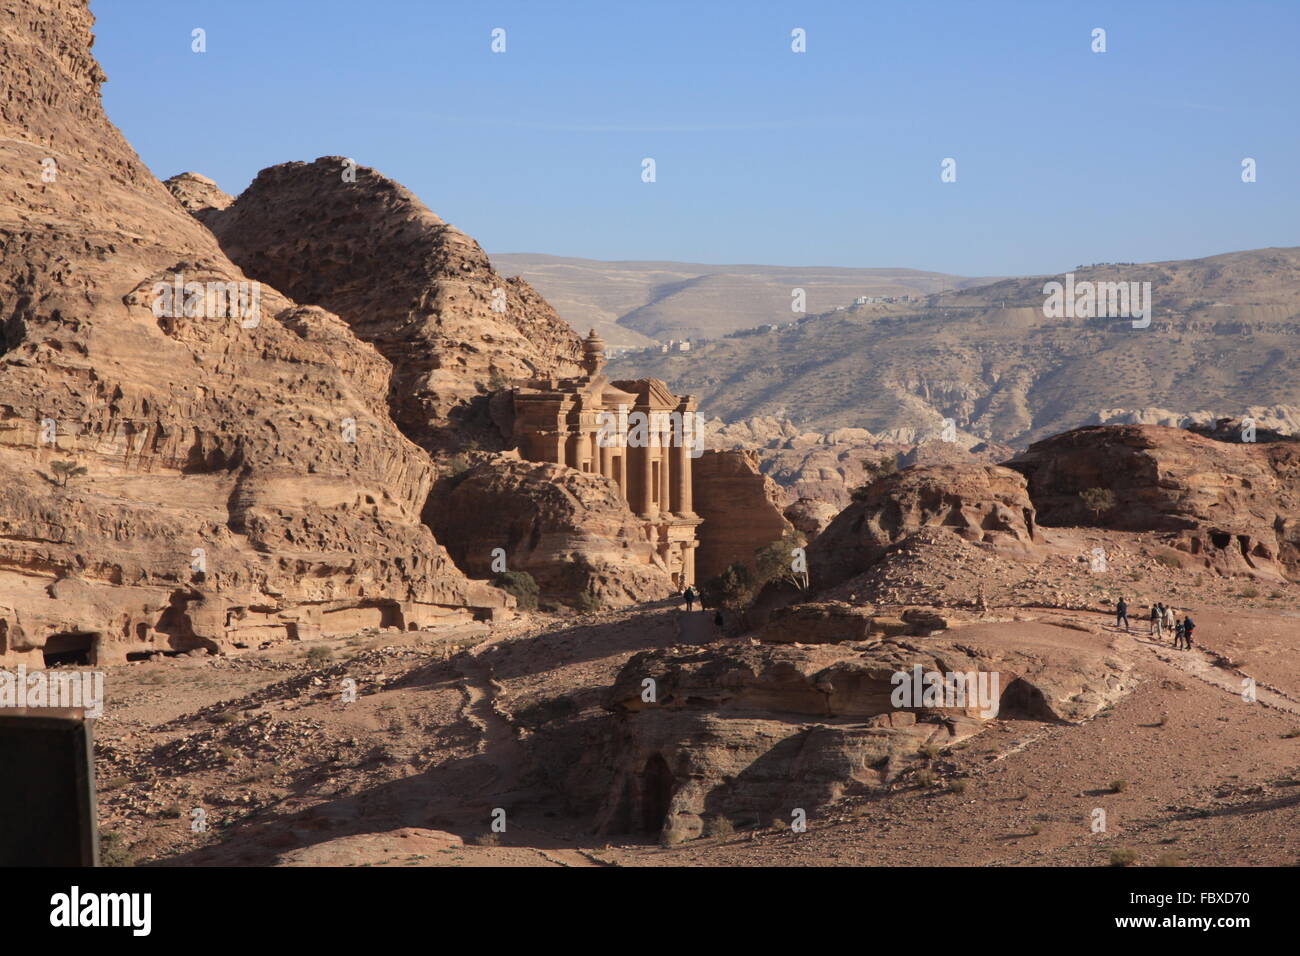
305,646 -> 333,665
700,562 -> 754,609
849,455 -> 898,500
574,590 -> 602,613
1080,487 -> 1117,520
494,571 -> 539,610
1109,848 -> 1137,867
98,831 -> 135,867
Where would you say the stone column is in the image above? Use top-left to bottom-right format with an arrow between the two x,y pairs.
640,444 -> 656,517
673,438 -> 692,515
554,431 -> 567,467
658,436 -> 670,518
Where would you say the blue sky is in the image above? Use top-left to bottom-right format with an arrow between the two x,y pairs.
92,0 -> 1299,277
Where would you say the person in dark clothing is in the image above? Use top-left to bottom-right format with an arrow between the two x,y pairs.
1116,597 -> 1129,631
1174,618 -> 1186,649
714,610 -> 724,633
683,586 -> 696,612
1182,615 -> 1196,650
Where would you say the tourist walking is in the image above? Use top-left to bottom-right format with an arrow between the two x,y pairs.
1149,603 -> 1162,637
1164,604 -> 1176,635
682,585 -> 697,612
1183,614 -> 1196,650
1116,596 -> 1130,632
1174,618 -> 1186,649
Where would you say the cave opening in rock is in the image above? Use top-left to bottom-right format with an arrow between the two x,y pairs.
43,632 -> 98,667
998,677 -> 1054,721
640,753 -> 675,834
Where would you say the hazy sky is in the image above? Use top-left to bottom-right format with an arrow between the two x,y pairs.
92,0 -> 1299,277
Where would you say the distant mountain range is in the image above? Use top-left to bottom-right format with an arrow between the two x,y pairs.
491,253 -> 999,348
603,246 -> 1300,447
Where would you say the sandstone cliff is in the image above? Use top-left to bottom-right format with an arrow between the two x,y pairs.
196,158 -> 584,452
692,450 -> 791,582
0,0 -> 508,665
1005,424 -> 1300,581
425,455 -> 676,607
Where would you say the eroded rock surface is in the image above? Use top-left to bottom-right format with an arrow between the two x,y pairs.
201,157 -> 583,452
0,0 -> 508,665
1005,424 -> 1300,581
807,464 -> 1038,594
425,455 -> 676,607
692,449 -> 791,581
595,622 -> 1136,841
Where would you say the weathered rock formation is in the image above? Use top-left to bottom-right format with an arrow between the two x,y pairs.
197,157 -> 583,451
426,455 -> 676,606
162,172 -> 233,226
0,0 -> 508,665
806,464 -> 1038,594
784,497 -> 840,538
758,602 -> 951,643
595,622 -> 1136,841
1005,424 -> 1300,581
692,450 -> 791,581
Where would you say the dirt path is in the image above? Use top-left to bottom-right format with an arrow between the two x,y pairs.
1056,610 -> 1300,717
675,609 -> 715,645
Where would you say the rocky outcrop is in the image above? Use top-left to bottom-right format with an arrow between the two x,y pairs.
426,455 -> 676,607
758,602 -> 951,643
0,1 -> 509,665
784,497 -> 840,538
198,157 -> 584,452
692,450 -> 791,581
163,172 -> 233,226
595,622 -> 1136,841
807,464 -> 1038,594
1005,424 -> 1300,581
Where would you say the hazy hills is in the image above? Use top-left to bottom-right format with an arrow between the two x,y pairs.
491,253 -> 998,348
606,246 -> 1300,447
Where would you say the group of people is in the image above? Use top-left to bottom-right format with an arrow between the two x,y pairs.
1114,597 -> 1196,649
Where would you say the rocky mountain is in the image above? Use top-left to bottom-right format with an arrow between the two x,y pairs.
608,247 -> 1300,447
1006,423 -> 1300,582
193,159 -> 584,452
0,0 -> 508,666
492,253 -> 998,348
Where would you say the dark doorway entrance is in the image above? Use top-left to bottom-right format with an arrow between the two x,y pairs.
43,633 -> 97,667
640,754 -> 675,834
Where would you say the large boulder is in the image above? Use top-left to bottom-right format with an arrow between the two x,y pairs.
426,455 -> 676,607
1005,424 -> 1300,581
807,464 -> 1038,594
593,623 -> 1136,841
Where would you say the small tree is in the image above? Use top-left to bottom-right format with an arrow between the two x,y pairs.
1080,487 -> 1117,520
754,529 -> 809,591
700,562 -> 755,610
50,460 -> 87,487
850,455 -> 897,501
